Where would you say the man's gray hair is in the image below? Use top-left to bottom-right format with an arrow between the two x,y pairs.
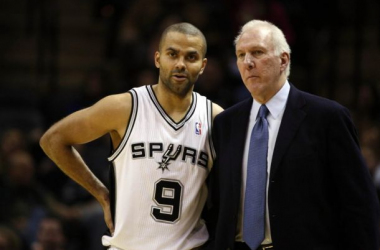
234,20 -> 291,77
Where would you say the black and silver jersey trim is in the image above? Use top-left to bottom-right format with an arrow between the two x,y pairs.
146,85 -> 197,131
206,99 -> 216,160
108,90 -> 138,162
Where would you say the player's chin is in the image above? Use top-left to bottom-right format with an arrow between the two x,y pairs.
175,83 -> 194,96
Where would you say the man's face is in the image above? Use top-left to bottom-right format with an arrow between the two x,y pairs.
37,218 -> 65,248
235,26 -> 287,103
155,32 -> 207,97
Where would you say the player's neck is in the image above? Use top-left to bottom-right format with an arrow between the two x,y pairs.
152,84 -> 193,122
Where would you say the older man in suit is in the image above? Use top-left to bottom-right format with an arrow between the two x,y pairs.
206,20 -> 380,250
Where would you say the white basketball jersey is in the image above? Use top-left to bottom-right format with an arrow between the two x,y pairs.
102,85 -> 215,250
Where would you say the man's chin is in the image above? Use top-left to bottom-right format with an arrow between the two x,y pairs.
168,82 -> 193,96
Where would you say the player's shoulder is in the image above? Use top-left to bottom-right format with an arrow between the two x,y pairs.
193,91 -> 224,120
211,102 -> 224,120
104,92 -> 131,103
94,92 -> 133,116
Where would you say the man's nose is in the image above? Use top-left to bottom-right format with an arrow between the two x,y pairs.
244,54 -> 254,68
175,57 -> 186,70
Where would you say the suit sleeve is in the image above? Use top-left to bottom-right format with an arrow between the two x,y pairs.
328,106 -> 380,249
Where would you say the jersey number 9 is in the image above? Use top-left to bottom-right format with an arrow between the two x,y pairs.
151,179 -> 183,223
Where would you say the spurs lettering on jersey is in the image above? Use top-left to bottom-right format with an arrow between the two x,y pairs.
131,142 -> 209,170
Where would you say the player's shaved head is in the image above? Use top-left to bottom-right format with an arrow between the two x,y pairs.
159,22 -> 207,58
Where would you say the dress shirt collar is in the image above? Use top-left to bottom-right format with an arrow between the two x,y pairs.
252,81 -> 290,120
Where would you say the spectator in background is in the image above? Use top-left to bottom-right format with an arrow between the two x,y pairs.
0,129 -> 26,173
1,147 -> 107,250
226,0 -> 295,45
359,125 -> 380,201
0,226 -> 22,250
31,215 -> 67,250
355,84 -> 380,125
195,57 -> 233,108
0,149 -> 66,247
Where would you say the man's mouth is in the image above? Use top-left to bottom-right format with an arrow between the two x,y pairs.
172,74 -> 188,80
247,75 -> 258,80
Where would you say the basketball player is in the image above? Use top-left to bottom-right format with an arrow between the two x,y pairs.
40,22 -> 223,250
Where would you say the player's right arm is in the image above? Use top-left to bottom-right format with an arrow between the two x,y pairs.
39,92 -> 132,234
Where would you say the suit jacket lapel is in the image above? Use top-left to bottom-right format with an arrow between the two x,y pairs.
230,98 -> 253,191
270,85 -> 307,177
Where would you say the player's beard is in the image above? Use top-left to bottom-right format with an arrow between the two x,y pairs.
160,71 -> 195,97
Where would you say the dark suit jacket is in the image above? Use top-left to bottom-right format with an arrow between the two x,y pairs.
206,85 -> 380,250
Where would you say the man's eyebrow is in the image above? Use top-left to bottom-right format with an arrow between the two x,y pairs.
165,47 -> 200,56
166,47 -> 178,53
187,51 -> 199,55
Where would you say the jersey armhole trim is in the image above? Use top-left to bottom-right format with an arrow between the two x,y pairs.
108,90 -> 138,162
207,100 -> 216,160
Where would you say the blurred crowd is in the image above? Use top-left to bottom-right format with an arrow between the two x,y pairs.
1,0 -> 380,249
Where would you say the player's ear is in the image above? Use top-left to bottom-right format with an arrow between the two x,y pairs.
199,58 -> 207,75
154,51 -> 160,68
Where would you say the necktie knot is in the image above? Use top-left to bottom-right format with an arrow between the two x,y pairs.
257,105 -> 269,120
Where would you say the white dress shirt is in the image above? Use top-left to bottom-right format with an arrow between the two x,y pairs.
236,81 -> 290,244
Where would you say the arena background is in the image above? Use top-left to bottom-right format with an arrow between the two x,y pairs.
0,0 -> 379,249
